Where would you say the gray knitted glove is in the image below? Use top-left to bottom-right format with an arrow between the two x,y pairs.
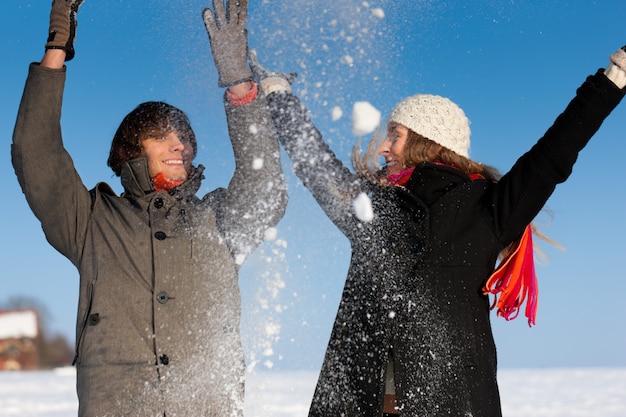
248,49 -> 297,95
45,0 -> 84,61
202,0 -> 253,88
605,45 -> 626,89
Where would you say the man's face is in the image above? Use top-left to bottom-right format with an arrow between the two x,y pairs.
141,131 -> 193,181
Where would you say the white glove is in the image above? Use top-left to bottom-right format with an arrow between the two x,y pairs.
605,46 -> 626,89
248,49 -> 297,95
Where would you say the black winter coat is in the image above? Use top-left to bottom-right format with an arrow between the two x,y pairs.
267,70 -> 624,417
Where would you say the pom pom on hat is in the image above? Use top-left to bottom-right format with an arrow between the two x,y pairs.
388,94 -> 471,158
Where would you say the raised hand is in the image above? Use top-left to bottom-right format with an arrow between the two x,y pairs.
46,0 -> 85,61
605,45 -> 626,89
248,49 -> 297,95
202,0 -> 253,88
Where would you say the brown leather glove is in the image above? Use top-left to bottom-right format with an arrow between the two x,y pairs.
45,0 -> 84,61
202,0 -> 253,87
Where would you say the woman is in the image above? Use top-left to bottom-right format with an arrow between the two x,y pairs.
12,1 -> 286,416
250,45 -> 626,416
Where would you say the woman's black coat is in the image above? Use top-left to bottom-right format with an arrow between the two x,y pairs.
267,70 -> 623,417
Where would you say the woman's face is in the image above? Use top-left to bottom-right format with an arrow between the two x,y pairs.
378,123 -> 409,175
141,131 -> 193,181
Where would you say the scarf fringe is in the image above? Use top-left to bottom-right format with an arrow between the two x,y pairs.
483,225 -> 538,327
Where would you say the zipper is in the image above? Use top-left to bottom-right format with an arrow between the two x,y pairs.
72,279 -> 95,366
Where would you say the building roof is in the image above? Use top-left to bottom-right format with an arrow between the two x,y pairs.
0,310 -> 39,339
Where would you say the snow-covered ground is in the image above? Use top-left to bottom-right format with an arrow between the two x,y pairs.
1,367 -> 625,417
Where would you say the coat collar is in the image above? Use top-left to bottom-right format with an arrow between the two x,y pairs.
119,157 -> 204,198
404,162 -> 473,205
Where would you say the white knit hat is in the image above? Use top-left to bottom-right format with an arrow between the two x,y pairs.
388,94 -> 471,158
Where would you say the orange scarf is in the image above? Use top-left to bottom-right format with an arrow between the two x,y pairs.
152,173 -> 184,193
483,225 -> 538,326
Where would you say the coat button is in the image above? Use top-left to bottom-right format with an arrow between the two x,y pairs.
157,292 -> 169,304
154,198 -> 164,209
154,231 -> 166,240
88,313 -> 100,326
159,354 -> 169,365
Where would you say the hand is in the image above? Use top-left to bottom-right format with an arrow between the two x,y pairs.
46,0 -> 84,61
609,46 -> 626,70
202,0 -> 253,88
605,45 -> 626,89
248,49 -> 297,95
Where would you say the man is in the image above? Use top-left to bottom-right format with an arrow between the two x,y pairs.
11,1 -> 287,415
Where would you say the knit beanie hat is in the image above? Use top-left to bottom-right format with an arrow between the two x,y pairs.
388,94 -> 471,158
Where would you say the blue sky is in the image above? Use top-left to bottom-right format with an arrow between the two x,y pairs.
2,0 -> 625,372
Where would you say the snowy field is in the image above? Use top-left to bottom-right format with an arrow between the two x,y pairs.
0,367 -> 625,417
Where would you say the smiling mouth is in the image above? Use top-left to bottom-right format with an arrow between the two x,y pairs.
163,160 -> 184,166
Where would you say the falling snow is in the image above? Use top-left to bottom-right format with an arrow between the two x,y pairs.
351,101 -> 381,136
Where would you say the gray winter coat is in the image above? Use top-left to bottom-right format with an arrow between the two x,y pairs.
12,63 -> 287,417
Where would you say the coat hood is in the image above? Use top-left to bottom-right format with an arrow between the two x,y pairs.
406,162 -> 473,205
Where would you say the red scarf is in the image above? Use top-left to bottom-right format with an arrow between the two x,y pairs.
151,173 -> 184,193
387,167 -> 414,186
388,165 -> 539,326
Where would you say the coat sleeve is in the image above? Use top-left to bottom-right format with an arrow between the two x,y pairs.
11,63 -> 92,267
214,89 -> 288,264
266,91 -> 369,237
487,70 -> 625,244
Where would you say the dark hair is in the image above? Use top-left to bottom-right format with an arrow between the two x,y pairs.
107,101 -> 198,176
